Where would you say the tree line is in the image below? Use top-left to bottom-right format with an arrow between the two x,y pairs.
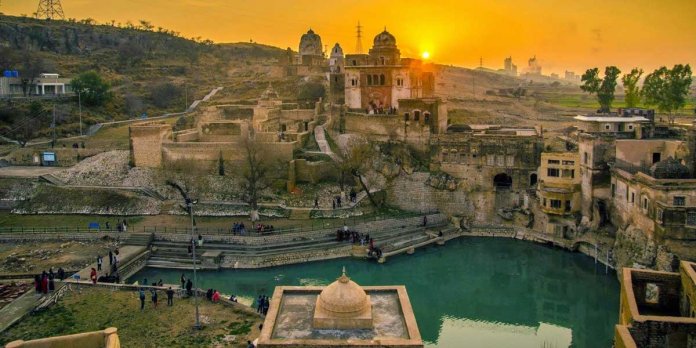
580,64 -> 692,123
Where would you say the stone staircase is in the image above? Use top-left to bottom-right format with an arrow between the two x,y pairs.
146,213 -> 449,269
122,233 -> 154,246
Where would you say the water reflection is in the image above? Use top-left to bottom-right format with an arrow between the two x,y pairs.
134,238 -> 619,347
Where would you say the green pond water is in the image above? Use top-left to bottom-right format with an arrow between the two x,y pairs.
134,237 -> 620,347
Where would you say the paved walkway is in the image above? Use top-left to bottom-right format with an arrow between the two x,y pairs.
314,125 -> 340,162
0,166 -> 63,178
0,245 -> 147,334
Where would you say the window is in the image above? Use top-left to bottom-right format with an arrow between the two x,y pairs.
687,211 -> 696,227
367,75 -> 372,85
674,196 -> 686,206
380,74 -> 385,85
403,113 -> 410,121
656,208 -> 664,224
583,152 -> 588,164
496,155 -> 505,167
548,159 -> 560,165
562,160 -> 575,165
604,124 -> 611,130
652,152 -> 661,164
629,192 -> 635,204
642,197 -> 649,213
414,111 -> 420,121
547,168 -> 560,177
352,60 -> 357,66
565,201 -> 571,212
543,198 -> 547,206
487,156 -> 496,166
562,169 -> 575,178
380,57 -> 385,65
628,124 -> 634,130
550,200 -> 562,209
611,183 -> 616,197
505,155 -> 514,167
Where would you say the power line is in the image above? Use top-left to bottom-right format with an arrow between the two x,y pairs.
36,0 -> 65,20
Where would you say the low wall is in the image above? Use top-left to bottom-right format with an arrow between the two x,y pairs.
5,327 -> 121,348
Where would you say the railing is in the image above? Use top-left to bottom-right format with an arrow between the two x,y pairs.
0,209 -> 439,236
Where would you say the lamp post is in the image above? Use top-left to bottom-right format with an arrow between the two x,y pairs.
167,181 -> 201,329
186,197 -> 201,329
78,90 -> 83,136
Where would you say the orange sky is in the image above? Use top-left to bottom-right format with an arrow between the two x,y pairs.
3,0 -> 695,75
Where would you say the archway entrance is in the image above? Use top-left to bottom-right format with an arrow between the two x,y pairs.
493,173 -> 513,190
530,173 -> 538,186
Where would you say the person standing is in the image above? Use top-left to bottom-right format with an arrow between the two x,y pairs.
97,255 -> 102,271
41,271 -> 48,294
166,287 -> 174,306
108,250 -> 113,266
180,274 -> 186,288
256,295 -> 263,314
90,268 -> 98,284
139,289 -> 146,310
185,279 -> 193,296
151,289 -> 158,308
48,269 -> 55,292
57,267 -> 65,281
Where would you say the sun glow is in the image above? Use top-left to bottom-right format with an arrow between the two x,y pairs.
421,51 -> 430,60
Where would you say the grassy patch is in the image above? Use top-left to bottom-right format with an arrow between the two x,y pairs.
0,287 -> 262,347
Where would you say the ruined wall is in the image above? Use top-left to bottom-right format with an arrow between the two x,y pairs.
129,124 -> 171,168
343,113 -> 431,149
616,140 -> 686,168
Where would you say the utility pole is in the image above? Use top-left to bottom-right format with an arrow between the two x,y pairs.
36,0 -> 65,20
51,104 -> 56,148
187,198 -> 201,329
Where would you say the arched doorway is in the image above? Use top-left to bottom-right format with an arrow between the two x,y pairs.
493,173 -> 512,190
529,173 -> 538,186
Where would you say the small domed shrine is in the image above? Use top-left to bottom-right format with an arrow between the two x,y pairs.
256,268 -> 423,347
313,267 -> 373,329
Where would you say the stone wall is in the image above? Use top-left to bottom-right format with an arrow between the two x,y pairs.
4,148 -> 104,167
129,124 -> 172,168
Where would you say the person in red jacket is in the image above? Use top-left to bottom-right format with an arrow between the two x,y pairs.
90,268 -> 98,284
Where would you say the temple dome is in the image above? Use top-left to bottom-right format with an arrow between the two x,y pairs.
373,29 -> 396,48
316,271 -> 369,315
650,157 -> 691,179
299,28 -> 323,56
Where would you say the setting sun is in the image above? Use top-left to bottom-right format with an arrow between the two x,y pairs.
421,51 -> 430,60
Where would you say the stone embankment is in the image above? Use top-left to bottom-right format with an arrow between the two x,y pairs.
146,213 -> 448,269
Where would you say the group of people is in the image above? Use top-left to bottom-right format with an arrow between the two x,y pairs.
256,294 -> 270,316
254,223 -> 275,234
336,226 -> 372,248
138,286 -> 175,310
206,288 -> 221,302
34,268 -> 64,294
231,222 -> 247,234
92,249 -> 121,284
180,274 -> 194,296
366,105 -> 398,115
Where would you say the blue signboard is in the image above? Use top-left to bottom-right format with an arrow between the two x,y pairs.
42,152 -> 56,162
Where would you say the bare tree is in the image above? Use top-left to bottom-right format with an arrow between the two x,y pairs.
341,138 -> 380,207
240,137 -> 273,221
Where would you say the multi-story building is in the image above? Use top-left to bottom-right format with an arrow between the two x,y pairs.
344,30 -> 434,111
0,72 -> 72,97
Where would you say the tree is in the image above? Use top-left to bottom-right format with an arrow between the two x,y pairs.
0,47 -> 19,71
622,68 -> 643,108
297,82 -> 326,103
151,82 -> 182,108
124,93 -> 144,117
240,137 -> 272,221
20,53 -> 52,97
581,66 -> 621,112
14,101 -> 45,147
70,70 -> 111,106
642,64 -> 693,124
340,138 -> 380,208
117,41 -> 146,68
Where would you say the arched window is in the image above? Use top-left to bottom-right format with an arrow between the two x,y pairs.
373,75 -> 378,84
381,57 -> 385,65
380,74 -> 385,85
367,75 -> 372,85
404,113 -> 410,121
414,110 -> 421,121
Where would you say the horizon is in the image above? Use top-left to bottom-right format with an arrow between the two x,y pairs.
2,0 -> 696,76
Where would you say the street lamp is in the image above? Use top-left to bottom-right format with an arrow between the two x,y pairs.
167,181 -> 201,329
78,90 -> 82,136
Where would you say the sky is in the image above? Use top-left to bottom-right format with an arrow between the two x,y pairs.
3,0 -> 695,75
